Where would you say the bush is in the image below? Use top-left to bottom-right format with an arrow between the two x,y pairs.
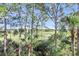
13,29 -> 18,35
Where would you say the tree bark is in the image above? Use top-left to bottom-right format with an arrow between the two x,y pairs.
28,43 -> 32,56
4,18 -> 7,56
76,27 -> 79,55
71,26 -> 75,56
24,17 -> 27,39
54,4 -> 58,55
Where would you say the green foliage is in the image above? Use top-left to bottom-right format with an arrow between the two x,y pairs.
0,5 -> 7,17
67,15 -> 79,26
0,5 -> 7,12
13,29 -> 18,35
11,3 -> 20,12
32,13 -> 36,21
19,29 -> 24,33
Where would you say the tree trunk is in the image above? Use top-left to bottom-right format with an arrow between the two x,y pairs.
28,19 -> 33,56
28,43 -> 32,56
18,25 -> 22,56
18,5 -> 22,56
71,26 -> 75,56
4,18 -> 7,56
24,18 -> 27,39
76,27 -> 79,55
53,4 -> 58,55
10,26 -> 11,39
35,21 -> 39,38
28,4 -> 35,55
54,19 -> 57,48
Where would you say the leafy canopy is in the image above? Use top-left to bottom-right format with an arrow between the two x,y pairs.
67,15 -> 79,26
0,5 -> 7,17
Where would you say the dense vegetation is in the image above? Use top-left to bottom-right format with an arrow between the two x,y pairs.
0,3 -> 79,56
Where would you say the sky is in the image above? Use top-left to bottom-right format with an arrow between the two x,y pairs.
0,4 -> 78,29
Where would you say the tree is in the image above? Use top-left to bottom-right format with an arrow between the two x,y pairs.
67,15 -> 79,55
76,4 -> 79,55
0,4 -> 8,56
